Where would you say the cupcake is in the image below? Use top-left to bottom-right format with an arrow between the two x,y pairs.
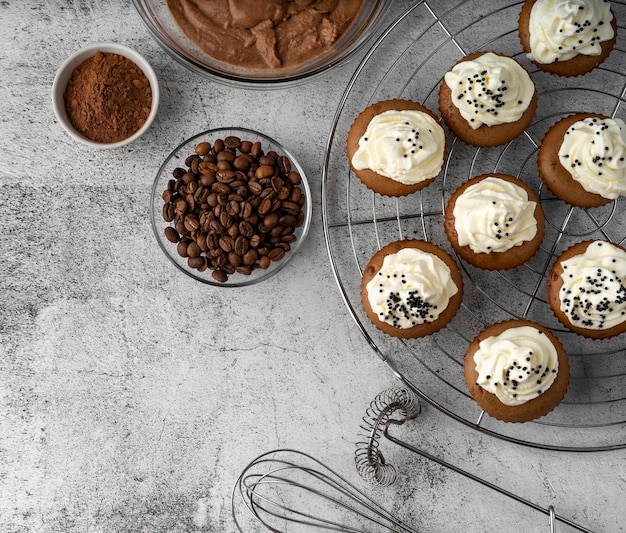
519,0 -> 617,77
548,240 -> 626,339
464,319 -> 570,423
360,239 -> 463,338
538,113 -> 626,208
347,99 -> 447,197
438,51 -> 537,147
444,173 -> 545,270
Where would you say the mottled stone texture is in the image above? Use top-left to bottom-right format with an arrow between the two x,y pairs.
0,2 -> 624,532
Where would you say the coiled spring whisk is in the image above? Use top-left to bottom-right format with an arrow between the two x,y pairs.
355,386 -> 421,486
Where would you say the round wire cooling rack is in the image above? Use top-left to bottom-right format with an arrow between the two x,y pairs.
322,0 -> 626,450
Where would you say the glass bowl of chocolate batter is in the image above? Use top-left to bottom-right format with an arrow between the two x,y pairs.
132,0 -> 391,87
151,127 -> 312,286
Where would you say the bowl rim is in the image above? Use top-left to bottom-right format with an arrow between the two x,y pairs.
52,42 -> 160,149
150,126 -> 313,287
131,0 -> 391,88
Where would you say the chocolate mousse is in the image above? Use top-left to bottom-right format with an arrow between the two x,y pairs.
166,0 -> 365,70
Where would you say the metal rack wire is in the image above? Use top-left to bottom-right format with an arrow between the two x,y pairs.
322,0 -> 626,450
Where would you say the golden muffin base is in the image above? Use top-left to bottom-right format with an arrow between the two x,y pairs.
518,0 -> 617,77
464,319 -> 570,423
438,51 -> 538,148
537,113 -> 612,208
346,99 -> 447,197
360,239 -> 463,338
548,240 -> 626,340
444,173 -> 545,270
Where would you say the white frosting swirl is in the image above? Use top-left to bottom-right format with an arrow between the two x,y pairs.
351,109 -> 446,185
558,117 -> 626,199
366,247 -> 458,329
559,241 -> 626,330
443,52 -> 535,130
528,0 -> 614,64
452,177 -> 538,254
473,325 -> 559,406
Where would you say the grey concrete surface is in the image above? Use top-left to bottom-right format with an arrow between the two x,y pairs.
1,1 -> 625,532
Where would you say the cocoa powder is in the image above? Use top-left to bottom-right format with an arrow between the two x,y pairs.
64,51 -> 152,144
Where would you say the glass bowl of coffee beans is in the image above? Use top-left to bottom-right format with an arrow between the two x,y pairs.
151,127 -> 312,286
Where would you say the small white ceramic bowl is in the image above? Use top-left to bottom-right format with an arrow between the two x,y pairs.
52,42 -> 160,149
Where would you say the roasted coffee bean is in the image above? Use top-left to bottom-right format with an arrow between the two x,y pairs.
200,172 -> 216,188
224,136 -> 241,149
234,235 -> 249,256
250,141 -> 262,158
249,234 -> 262,248
239,220 -> 254,238
279,214 -> 298,227
233,154 -> 251,171
290,187 -> 302,203
161,136 -> 307,281
241,201 -> 252,219
195,141 -> 211,156
216,170 -> 236,183
210,219 -> 226,234
188,256 -> 205,269
255,165 -> 274,179
212,269 -> 228,283
228,251 -> 242,268
248,181 -> 263,195
278,155 -> 291,174
213,138 -> 225,154
258,197 -> 272,215
270,199 -> 282,213
217,149 -> 236,163
227,223 -> 239,239
186,241 -> 201,258
204,233 -> 217,250
268,248 -> 286,261
263,212 -> 279,230
162,203 -> 175,222
219,235 -> 234,253
177,239 -> 189,257
281,201 -> 300,216
212,182 -> 231,195
270,176 -> 283,192
164,226 -> 179,243
226,200 -> 240,217
199,161 -> 218,174
184,214 -> 199,232
175,198 -> 189,215
243,248 -> 258,266
191,158 -> 200,174
174,218 -> 188,237
269,225 -> 284,239
288,171 -> 302,185
277,186 -> 291,200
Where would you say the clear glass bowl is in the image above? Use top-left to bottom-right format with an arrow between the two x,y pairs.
132,0 -> 391,88
151,127 -> 312,287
